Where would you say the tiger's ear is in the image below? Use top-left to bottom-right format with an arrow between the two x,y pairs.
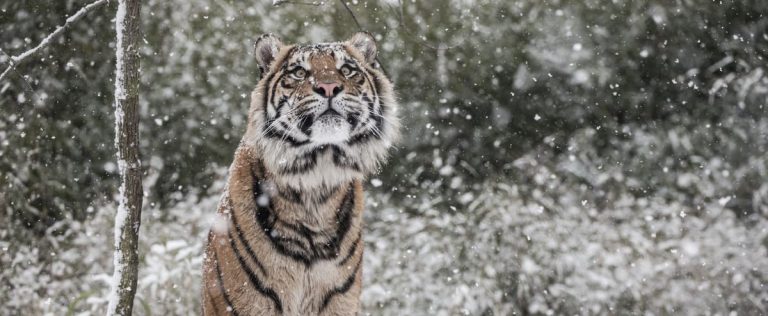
254,34 -> 284,74
346,32 -> 377,65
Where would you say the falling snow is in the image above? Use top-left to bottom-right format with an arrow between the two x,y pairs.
2,0 -> 768,315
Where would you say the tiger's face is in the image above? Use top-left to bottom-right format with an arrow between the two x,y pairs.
246,33 -> 399,189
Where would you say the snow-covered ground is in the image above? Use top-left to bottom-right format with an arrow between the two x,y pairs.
3,125 -> 767,314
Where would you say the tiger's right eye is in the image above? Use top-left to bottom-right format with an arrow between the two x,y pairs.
292,68 -> 307,79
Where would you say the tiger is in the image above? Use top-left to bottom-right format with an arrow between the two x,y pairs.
201,32 -> 399,316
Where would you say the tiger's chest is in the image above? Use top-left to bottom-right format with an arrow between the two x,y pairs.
207,155 -> 365,316
274,260 -> 357,314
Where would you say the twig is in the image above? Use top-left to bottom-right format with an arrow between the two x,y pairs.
0,0 -> 109,83
271,0 -> 390,76
336,0 -> 389,76
389,0 -> 465,51
338,0 -> 363,30
0,48 -> 43,103
273,0 -> 326,6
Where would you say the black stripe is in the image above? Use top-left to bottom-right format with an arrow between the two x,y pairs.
273,235 -> 312,252
280,156 -> 317,174
228,199 -> 268,275
361,93 -> 384,136
269,71 -> 286,108
275,218 -> 341,260
338,232 -> 361,267
366,70 -> 386,132
298,114 -> 314,137
262,47 -> 297,124
360,72 -> 378,118
261,71 -> 279,118
358,68 -> 386,136
342,57 -> 357,66
269,48 -> 297,107
280,79 -> 293,88
279,146 -> 327,174
213,250 -> 241,316
274,96 -> 289,119
252,160 -> 357,267
350,110 -> 364,126
369,69 -> 382,104
330,186 -> 355,252
253,179 -> 313,265
296,98 -> 317,108
363,94 -> 375,115
331,146 -> 361,171
263,127 -> 310,147
311,185 -> 356,261
313,183 -> 341,205
346,131 -> 377,146
295,105 -> 314,118
279,186 -> 302,204
275,219 -> 316,246
361,68 -> 380,102
226,222 -> 284,313
341,96 -> 358,103
319,257 -> 362,313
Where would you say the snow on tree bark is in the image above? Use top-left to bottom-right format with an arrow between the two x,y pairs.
106,0 -> 143,315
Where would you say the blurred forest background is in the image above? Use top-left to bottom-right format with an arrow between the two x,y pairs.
1,0 -> 767,314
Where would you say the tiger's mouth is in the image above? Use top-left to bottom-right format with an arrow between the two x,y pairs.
305,112 -> 351,145
292,100 -> 360,145
318,107 -> 342,118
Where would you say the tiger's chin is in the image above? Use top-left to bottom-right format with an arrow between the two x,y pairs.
308,114 -> 351,145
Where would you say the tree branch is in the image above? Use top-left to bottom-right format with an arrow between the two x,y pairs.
0,0 -> 109,83
0,48 -> 43,103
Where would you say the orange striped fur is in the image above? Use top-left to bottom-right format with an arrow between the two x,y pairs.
202,33 -> 398,315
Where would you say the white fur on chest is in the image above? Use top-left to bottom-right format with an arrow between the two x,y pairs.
269,149 -> 363,191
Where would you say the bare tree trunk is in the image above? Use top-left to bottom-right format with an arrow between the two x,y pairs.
106,0 -> 143,315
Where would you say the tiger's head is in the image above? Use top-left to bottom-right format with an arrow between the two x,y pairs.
245,32 -> 399,189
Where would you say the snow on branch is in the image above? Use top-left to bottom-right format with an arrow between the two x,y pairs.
0,0 -> 109,83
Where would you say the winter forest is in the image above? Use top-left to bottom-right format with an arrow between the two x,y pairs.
1,0 -> 768,314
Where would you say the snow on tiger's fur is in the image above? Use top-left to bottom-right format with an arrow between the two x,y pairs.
202,32 -> 400,315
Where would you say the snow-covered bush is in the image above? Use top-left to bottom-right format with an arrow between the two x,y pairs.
0,181 -> 220,315
361,119 -> 768,314
363,184 -> 768,315
4,118 -> 767,314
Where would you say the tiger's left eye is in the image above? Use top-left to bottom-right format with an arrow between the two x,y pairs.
340,65 -> 355,77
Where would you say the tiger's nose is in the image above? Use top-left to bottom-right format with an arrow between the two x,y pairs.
313,82 -> 343,98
